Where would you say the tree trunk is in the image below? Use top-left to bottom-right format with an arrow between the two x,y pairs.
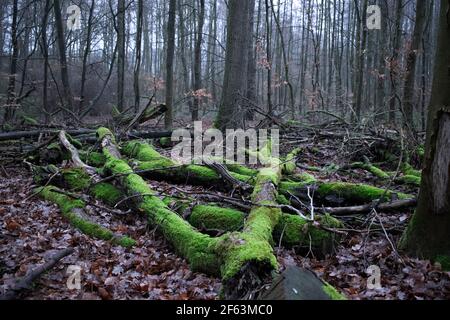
402,0 -> 427,134
54,0 -> 74,116
117,0 -> 126,112
4,0 -> 19,124
133,0 -> 143,113
215,0 -> 252,130
164,0 -> 176,129
400,1 -> 450,270
192,0 -> 205,121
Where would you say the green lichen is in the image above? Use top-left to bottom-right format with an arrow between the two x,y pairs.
37,186 -> 135,247
322,282 -> 346,300
189,205 -> 245,232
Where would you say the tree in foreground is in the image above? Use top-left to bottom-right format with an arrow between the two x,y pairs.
400,0 -> 450,269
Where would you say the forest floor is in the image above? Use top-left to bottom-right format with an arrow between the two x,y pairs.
1,131 -> 450,300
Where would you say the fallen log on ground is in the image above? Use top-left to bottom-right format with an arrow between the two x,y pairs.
123,141 -> 413,206
187,205 -> 342,253
0,128 -> 173,142
36,186 -> 136,247
318,198 -> 417,216
0,247 -> 74,300
217,143 -> 285,299
97,128 -> 221,274
122,141 -> 254,187
98,128 -> 344,299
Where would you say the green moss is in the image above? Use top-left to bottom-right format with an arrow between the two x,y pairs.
91,183 -> 122,206
189,205 -> 245,232
100,138 -> 221,274
79,150 -> 106,167
322,282 -> 346,300
286,173 -> 317,184
37,186 -> 135,247
273,214 -> 342,250
352,162 -> 390,179
276,194 -> 290,205
122,141 -> 164,161
435,255 -> 450,271
282,148 -> 301,174
216,232 -> 278,281
61,168 -> 91,191
21,115 -> 38,125
96,127 -> 116,143
317,182 -> 411,204
396,175 -> 421,186
401,163 -> 422,178
225,163 -> 258,177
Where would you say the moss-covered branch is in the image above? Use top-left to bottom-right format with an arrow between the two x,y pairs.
98,128 -> 221,274
37,186 -> 135,247
187,205 -> 342,253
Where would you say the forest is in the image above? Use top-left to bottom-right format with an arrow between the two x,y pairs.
0,0 -> 449,301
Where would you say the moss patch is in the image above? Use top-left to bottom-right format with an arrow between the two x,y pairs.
189,205 -> 245,232
322,282 -> 346,300
317,182 -> 411,204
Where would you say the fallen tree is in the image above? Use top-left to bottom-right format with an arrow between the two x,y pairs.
97,128 -> 344,299
123,140 -> 413,206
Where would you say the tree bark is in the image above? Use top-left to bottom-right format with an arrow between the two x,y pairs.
400,1 -> 450,268
164,0 -> 176,129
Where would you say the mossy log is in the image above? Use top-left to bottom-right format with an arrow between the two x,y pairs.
122,141 -> 413,206
281,181 -> 413,206
97,128 -> 221,274
282,148 -> 301,175
217,144 -> 283,299
122,141 -> 254,186
36,186 -> 135,247
351,162 -> 390,179
188,205 -> 342,253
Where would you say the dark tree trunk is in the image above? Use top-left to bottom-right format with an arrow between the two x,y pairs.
164,0 -> 176,129
54,0 -> 74,116
192,0 -> 205,121
215,0 -> 253,130
400,1 -> 450,268
402,0 -> 427,134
